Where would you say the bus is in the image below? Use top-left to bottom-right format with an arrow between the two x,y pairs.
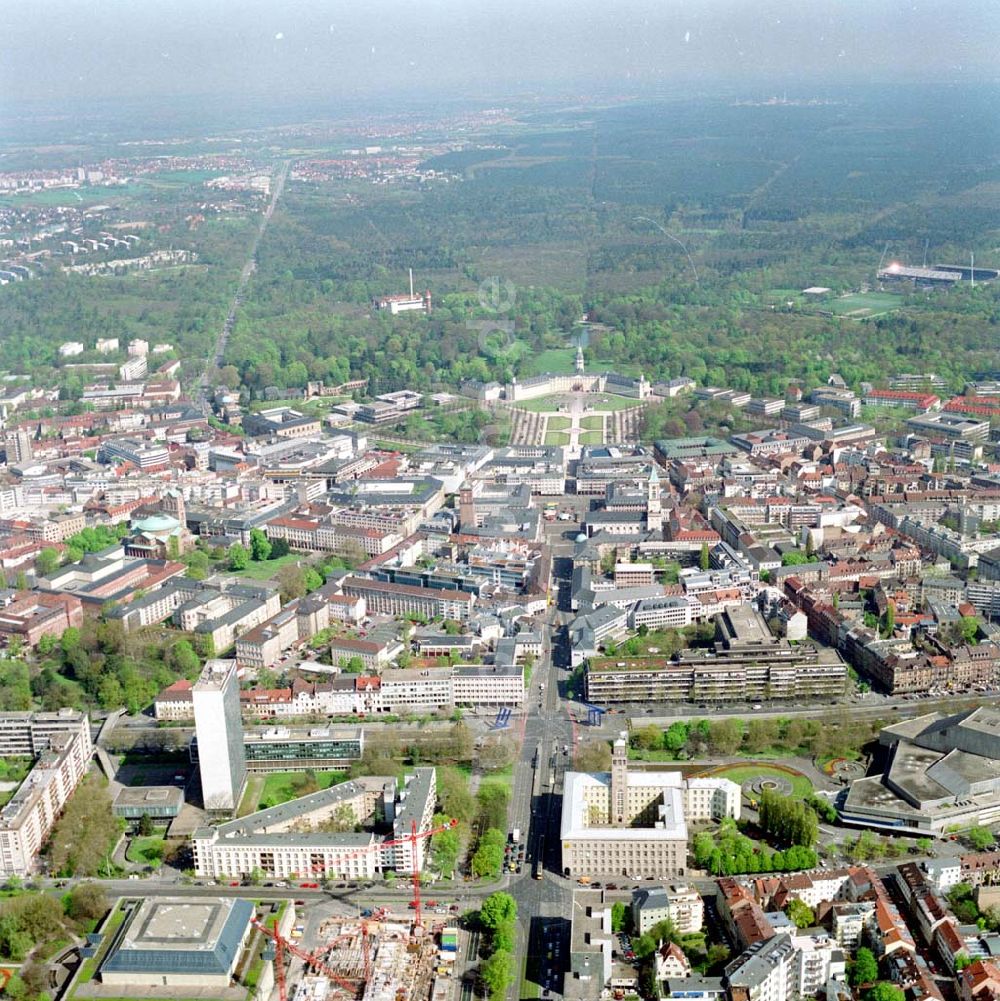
534,836 -> 545,880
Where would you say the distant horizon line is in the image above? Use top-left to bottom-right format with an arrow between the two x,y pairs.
3,74 -> 999,119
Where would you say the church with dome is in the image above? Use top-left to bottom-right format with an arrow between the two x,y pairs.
124,489 -> 195,560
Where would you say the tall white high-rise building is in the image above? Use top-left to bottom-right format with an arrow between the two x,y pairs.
193,660 -> 247,812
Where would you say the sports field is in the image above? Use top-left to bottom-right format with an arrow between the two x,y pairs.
826,292 -> 902,319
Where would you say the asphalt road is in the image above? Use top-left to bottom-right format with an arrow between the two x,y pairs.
56,510 -> 964,1001
492,534 -> 580,1001
195,159 -> 289,410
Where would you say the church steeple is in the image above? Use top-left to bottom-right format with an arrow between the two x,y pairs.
611,732 -> 629,826
459,480 -> 476,531
646,465 -> 662,535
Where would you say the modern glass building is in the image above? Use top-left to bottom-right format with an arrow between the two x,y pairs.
190,726 -> 364,773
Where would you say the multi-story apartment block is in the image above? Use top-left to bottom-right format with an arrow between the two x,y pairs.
118,356 -> 148,382
3,430 -> 33,464
0,591 -> 83,647
862,389 -> 940,411
632,885 -> 705,934
0,711 -> 92,876
341,576 -> 475,622
99,437 -> 170,470
586,605 -> 847,704
726,931 -> 847,1001
192,767 -> 436,880
26,511 -> 86,542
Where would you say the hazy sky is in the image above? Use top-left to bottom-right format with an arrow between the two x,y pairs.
2,0 -> 997,107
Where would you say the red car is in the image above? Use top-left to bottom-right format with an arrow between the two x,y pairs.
230,881 -> 240,887
300,882 -> 311,888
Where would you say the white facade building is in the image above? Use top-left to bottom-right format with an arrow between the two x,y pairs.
560,735 -> 740,878
0,711 -> 92,876
192,768 -> 436,880
192,660 -> 247,812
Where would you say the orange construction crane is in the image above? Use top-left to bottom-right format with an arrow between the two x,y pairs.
383,816 -> 458,929
252,818 -> 458,1001
305,817 -> 457,930
253,918 -> 362,1001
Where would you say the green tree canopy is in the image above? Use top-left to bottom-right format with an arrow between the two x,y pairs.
786,898 -> 815,929
850,948 -> 879,987
480,892 -> 517,930
864,983 -> 905,1001
227,543 -> 250,571
35,548 -> 61,576
481,950 -> 513,1001
249,528 -> 272,562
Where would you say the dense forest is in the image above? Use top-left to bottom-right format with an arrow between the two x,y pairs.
2,87 -> 999,399
223,89 -> 1000,397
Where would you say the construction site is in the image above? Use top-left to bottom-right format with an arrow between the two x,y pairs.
279,915 -> 458,1001
252,818 -> 462,1001
257,909 -> 459,1001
